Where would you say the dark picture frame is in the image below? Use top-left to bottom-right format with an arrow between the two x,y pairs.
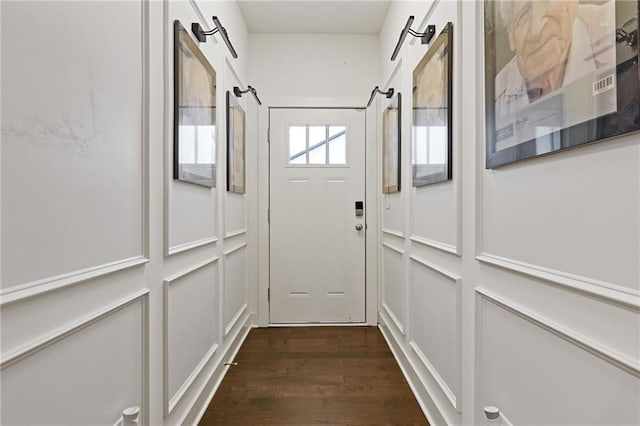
383,92 -> 402,194
412,22 -> 453,187
484,0 -> 639,168
173,20 -> 217,187
226,91 -> 246,194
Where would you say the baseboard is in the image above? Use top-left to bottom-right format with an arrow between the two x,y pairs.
180,311 -> 255,425
378,312 -> 448,426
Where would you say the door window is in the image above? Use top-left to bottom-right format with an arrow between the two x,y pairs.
288,125 -> 346,165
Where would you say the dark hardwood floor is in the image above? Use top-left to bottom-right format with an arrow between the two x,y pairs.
199,326 -> 428,425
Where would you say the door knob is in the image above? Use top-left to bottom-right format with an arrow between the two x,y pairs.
355,223 -> 364,231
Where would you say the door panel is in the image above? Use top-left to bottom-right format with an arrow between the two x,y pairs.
270,108 -> 366,323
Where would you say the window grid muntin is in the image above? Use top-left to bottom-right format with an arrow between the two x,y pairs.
288,124 -> 347,166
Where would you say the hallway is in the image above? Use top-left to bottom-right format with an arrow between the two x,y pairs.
200,327 -> 428,425
2,0 -> 639,424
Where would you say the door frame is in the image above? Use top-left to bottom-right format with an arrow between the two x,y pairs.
256,97 -> 379,326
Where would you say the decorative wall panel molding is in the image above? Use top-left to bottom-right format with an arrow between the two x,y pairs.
167,343 -> 219,415
382,243 -> 405,334
224,229 -> 247,240
410,234 -> 459,256
382,302 -> 405,335
382,241 -> 404,255
409,341 -> 458,411
476,253 -> 640,311
189,320 -> 253,425
409,255 -> 461,411
378,315 -> 451,426
0,256 -> 149,306
223,243 -> 248,336
476,288 -> 640,377
382,228 -> 405,239
163,257 -> 219,416
0,289 -> 149,423
167,236 -> 218,256
1,289 -> 149,368
224,304 -> 248,337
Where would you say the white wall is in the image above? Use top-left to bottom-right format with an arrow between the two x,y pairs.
376,1 -> 640,425
1,0 -> 259,424
249,33 -> 379,100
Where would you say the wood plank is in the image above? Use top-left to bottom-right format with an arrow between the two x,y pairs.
199,327 -> 428,425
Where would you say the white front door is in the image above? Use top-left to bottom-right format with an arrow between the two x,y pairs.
269,108 -> 366,323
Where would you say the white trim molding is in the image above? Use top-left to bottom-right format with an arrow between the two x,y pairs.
162,257 -> 220,416
382,228 -> 405,239
382,302 -> 405,335
163,257 -> 219,284
409,255 -> 461,282
167,236 -> 218,256
382,241 -> 404,255
476,253 -> 640,311
409,255 -> 462,412
167,343 -> 219,416
0,256 -> 149,307
224,304 -> 248,337
1,289 -> 149,369
410,234 -> 460,256
223,242 -> 248,257
191,319 -> 253,425
223,229 -> 247,240
476,287 -> 640,378
378,319 -> 450,426
409,341 -> 459,411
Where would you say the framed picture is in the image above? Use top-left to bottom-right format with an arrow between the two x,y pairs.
383,92 -> 401,194
412,22 -> 453,187
173,20 -> 216,187
484,0 -> 639,168
226,91 -> 246,194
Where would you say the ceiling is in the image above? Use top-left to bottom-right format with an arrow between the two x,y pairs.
237,0 -> 392,34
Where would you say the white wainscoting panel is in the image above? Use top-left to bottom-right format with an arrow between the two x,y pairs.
481,138 -> 640,292
382,243 -> 405,334
165,0 -> 218,256
477,289 -> 640,425
409,256 -> 461,411
167,185 -> 217,255
0,291 -> 148,425
411,183 -> 458,255
224,193 -> 247,237
382,194 -> 404,235
223,244 -> 248,336
1,0 -> 144,290
164,258 -> 219,415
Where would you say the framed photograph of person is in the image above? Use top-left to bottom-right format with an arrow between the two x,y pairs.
226,91 -> 246,194
484,0 -> 640,168
174,20 -> 217,187
412,22 -> 453,187
383,92 -> 401,194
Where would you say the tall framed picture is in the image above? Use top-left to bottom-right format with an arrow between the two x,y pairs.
173,20 -> 217,187
412,22 -> 453,187
383,92 -> 401,194
484,0 -> 639,168
226,91 -> 246,194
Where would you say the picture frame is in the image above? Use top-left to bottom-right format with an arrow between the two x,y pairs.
173,20 -> 217,188
412,22 -> 453,187
383,92 -> 402,194
226,91 -> 246,194
484,0 -> 639,168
